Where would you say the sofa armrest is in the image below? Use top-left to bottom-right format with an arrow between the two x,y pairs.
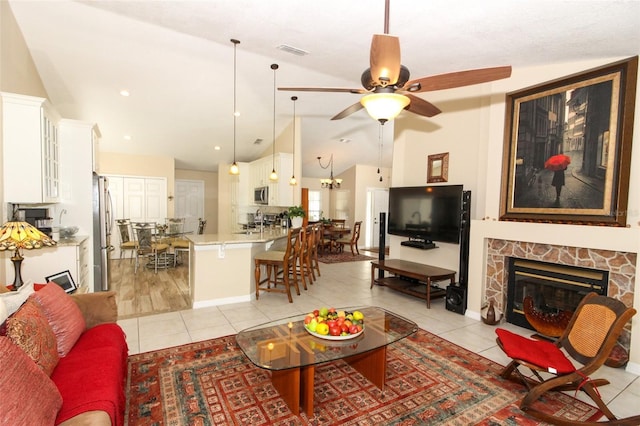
70,291 -> 118,329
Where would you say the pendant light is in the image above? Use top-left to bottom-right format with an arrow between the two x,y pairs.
229,39 -> 240,175
289,96 -> 298,186
269,63 -> 279,181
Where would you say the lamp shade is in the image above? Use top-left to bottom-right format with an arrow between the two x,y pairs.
360,93 -> 410,122
0,221 -> 56,290
0,221 -> 56,251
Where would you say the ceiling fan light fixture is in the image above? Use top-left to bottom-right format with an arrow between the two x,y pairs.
360,93 -> 410,122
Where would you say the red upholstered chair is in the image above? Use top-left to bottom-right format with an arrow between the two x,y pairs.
495,292 -> 638,425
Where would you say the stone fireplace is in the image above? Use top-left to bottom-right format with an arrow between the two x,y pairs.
485,239 -> 636,350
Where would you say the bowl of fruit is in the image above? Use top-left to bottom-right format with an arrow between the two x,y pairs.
303,307 -> 365,340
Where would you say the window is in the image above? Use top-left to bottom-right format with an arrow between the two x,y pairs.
308,190 -> 321,221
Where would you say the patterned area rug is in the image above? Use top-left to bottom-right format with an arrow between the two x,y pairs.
318,252 -> 375,264
125,330 -> 601,425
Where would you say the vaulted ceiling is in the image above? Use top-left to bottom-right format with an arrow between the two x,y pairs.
8,0 -> 640,177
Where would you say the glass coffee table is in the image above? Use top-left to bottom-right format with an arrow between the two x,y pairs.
236,306 -> 417,416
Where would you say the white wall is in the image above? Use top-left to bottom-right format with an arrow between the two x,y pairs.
393,56 -> 640,372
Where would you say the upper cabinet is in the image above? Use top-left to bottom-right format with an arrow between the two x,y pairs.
2,92 -> 61,203
250,153 -> 294,206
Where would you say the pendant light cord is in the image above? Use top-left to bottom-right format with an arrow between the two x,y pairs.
271,64 -> 278,172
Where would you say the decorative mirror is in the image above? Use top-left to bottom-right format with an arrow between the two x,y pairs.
427,152 -> 449,183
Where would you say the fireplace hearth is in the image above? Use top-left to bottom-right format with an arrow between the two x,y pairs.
506,258 -> 608,332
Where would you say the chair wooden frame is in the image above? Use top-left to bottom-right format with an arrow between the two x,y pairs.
336,221 -> 362,256
496,292 -> 639,425
254,228 -> 301,303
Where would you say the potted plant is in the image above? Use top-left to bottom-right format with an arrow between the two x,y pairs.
288,205 -> 306,228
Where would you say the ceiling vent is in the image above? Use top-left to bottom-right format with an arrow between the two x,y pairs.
276,44 -> 309,56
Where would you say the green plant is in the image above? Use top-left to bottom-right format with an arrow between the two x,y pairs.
288,205 -> 306,218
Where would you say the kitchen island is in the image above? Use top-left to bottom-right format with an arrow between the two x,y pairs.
186,229 -> 289,308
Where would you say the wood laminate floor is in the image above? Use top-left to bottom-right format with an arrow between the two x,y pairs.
110,254 -> 190,320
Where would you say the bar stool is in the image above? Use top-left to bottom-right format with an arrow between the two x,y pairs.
254,227 -> 301,303
310,224 -> 322,279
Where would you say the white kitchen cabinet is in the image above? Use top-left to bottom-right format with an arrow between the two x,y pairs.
1,92 -> 61,203
249,153 -> 294,206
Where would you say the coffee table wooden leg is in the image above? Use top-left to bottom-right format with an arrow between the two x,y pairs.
271,365 -> 315,417
271,368 -> 300,415
345,346 -> 387,390
300,365 -> 315,417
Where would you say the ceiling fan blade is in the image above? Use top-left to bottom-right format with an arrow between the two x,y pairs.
404,66 -> 512,93
405,94 -> 441,117
331,102 -> 364,120
370,34 -> 401,86
278,87 -> 365,94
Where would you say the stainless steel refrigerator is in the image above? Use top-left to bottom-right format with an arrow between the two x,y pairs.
92,173 -> 113,291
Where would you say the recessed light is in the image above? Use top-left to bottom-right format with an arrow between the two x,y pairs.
339,138 -> 351,143
123,135 -> 131,140
120,90 -> 130,97
214,146 -> 221,151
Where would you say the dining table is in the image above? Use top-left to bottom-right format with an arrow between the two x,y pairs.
323,226 -> 351,253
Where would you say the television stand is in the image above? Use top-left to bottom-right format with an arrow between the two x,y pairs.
401,238 -> 437,250
370,259 -> 455,308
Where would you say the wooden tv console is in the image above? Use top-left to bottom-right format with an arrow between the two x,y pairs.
370,259 -> 456,308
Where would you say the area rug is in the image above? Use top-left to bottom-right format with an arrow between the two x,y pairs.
318,252 -> 375,264
125,330 -> 602,425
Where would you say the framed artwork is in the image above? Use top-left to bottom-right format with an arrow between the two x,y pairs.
499,56 -> 637,226
427,152 -> 449,183
45,270 -> 77,294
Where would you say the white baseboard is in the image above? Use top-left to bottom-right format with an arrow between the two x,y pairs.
625,361 -> 640,376
193,294 -> 253,309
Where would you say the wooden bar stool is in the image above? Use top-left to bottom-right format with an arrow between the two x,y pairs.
254,228 -> 301,303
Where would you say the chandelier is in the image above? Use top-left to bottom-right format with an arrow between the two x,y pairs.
317,154 -> 342,189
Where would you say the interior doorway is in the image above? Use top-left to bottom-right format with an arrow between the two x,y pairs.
365,188 -> 389,249
175,179 -> 205,234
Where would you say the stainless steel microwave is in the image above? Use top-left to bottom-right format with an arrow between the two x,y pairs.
254,186 -> 269,204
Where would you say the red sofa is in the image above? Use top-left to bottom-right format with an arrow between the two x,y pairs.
0,283 -> 128,426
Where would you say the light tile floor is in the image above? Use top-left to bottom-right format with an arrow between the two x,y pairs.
118,257 -> 640,419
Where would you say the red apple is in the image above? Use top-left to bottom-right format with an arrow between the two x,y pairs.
304,316 -> 312,325
349,325 -> 359,334
329,326 -> 341,336
329,307 -> 336,314
340,324 -> 349,333
313,309 -> 320,317
326,319 -> 337,328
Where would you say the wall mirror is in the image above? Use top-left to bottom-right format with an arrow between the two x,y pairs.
427,152 -> 449,183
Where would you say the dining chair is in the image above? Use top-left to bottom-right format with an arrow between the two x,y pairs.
197,218 -> 207,234
166,218 -> 189,266
294,226 -> 313,289
132,222 -> 170,274
254,227 -> 301,303
336,221 -> 362,255
310,224 -> 322,278
115,219 -> 137,262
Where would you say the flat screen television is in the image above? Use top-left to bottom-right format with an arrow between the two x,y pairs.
388,184 -> 463,244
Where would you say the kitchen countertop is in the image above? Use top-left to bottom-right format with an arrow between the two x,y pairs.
187,228 -> 290,245
54,235 -> 89,247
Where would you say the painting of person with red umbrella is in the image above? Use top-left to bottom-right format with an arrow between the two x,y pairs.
544,153 -> 571,204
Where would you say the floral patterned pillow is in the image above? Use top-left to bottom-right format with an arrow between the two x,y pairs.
5,297 -> 59,376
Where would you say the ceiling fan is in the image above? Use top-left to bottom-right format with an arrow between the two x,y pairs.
279,0 -> 512,124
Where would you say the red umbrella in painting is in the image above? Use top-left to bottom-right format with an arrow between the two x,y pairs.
544,154 -> 571,171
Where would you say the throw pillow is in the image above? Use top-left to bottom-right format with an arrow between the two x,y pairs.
70,291 -> 118,329
33,283 -> 86,357
0,336 -> 62,425
5,297 -> 59,376
0,281 -> 35,317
